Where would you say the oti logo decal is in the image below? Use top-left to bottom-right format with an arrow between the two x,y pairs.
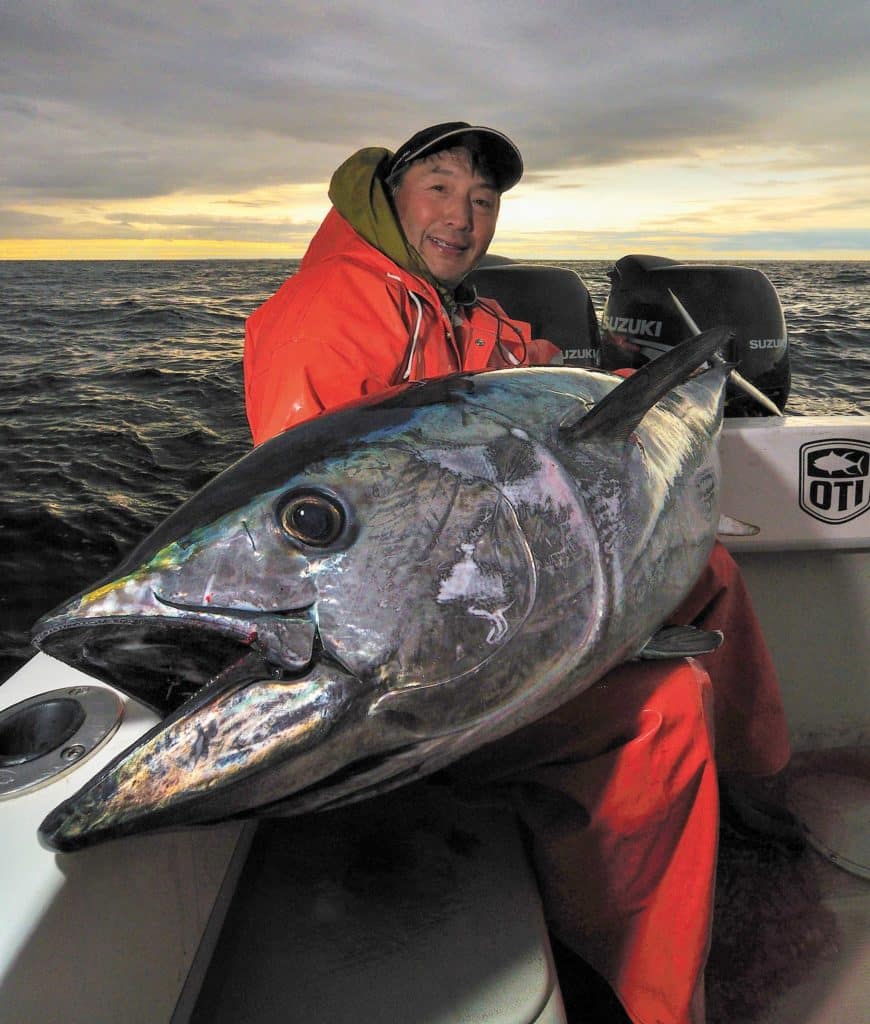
799,440 -> 870,524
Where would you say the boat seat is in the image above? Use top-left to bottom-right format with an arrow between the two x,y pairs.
182,783 -> 566,1023
468,262 -> 600,366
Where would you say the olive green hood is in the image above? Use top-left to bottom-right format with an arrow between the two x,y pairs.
328,147 -> 475,313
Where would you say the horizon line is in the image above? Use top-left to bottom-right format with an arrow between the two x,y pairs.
2,254 -> 868,263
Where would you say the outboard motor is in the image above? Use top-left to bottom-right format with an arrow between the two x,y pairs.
600,255 -> 790,414
470,259 -> 600,367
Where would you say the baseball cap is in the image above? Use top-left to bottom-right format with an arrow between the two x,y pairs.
387,122 -> 523,192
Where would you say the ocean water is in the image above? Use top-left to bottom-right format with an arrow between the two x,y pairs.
0,258 -> 867,682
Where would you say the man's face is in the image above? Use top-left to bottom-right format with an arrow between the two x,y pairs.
393,148 -> 500,289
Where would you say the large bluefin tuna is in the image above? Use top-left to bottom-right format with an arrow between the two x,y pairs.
34,328 -> 730,851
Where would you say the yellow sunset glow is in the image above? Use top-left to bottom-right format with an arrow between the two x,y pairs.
2,147 -> 866,262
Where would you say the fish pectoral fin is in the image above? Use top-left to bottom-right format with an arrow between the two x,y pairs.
717,513 -> 760,537
638,625 -> 724,659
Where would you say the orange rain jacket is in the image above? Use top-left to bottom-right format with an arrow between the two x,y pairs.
242,151 -> 789,1023
245,207 -> 559,445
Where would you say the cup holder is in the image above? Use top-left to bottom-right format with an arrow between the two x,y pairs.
0,686 -> 124,799
0,698 -> 87,767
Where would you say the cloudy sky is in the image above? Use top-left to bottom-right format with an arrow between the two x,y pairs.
2,1 -> 868,260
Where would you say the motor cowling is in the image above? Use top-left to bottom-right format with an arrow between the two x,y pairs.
599,254 -> 790,415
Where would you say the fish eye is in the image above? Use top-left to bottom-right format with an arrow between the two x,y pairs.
278,491 -> 345,548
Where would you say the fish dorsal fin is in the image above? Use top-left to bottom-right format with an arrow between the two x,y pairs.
559,325 -> 733,440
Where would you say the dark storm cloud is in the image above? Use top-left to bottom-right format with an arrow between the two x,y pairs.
1,1 -> 867,215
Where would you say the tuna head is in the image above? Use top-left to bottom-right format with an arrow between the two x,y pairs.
33,381 -> 605,850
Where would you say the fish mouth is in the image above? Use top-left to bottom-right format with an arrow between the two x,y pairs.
34,600 -> 437,853
36,647 -> 375,852
34,598 -> 319,716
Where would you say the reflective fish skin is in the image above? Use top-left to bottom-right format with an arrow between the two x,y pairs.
34,339 -> 728,851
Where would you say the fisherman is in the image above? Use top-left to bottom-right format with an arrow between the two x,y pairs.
244,123 -> 560,443
244,123 -> 793,1024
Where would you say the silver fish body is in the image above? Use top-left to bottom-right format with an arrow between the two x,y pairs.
33,337 -> 728,851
